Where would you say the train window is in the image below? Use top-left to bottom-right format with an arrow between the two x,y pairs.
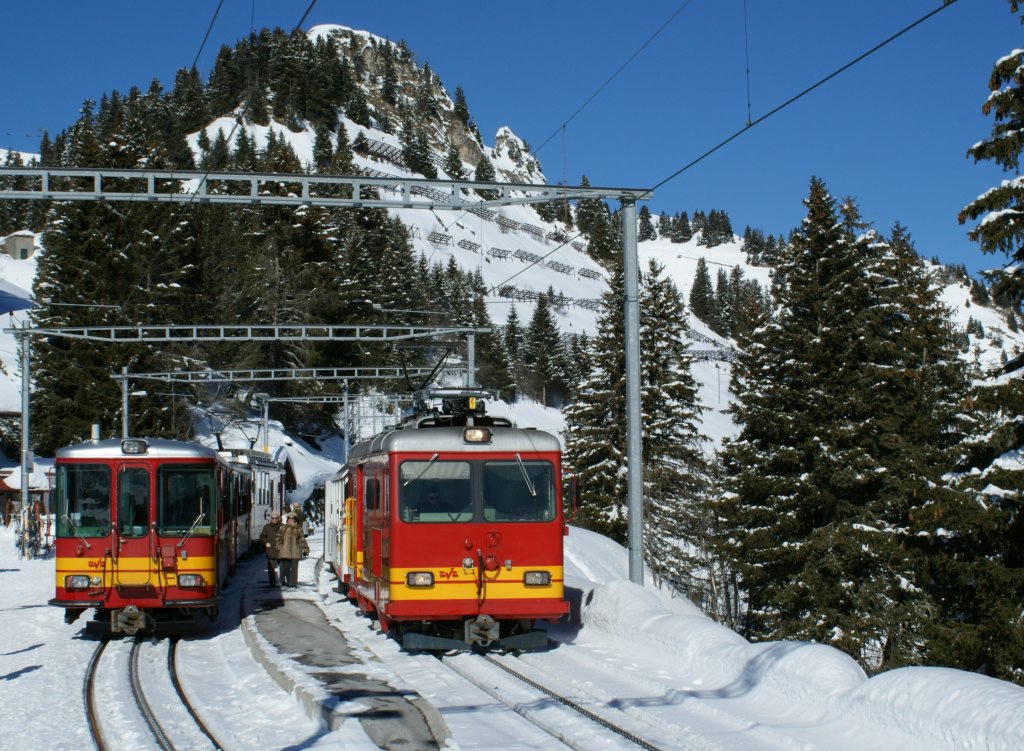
157,465 -> 215,535
399,461 -> 472,522
364,476 -> 379,512
483,461 -> 556,522
55,464 -> 111,537
117,467 -> 150,537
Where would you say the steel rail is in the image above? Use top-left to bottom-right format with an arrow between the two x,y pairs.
83,640 -> 110,751
167,639 -> 224,750
129,639 -> 176,751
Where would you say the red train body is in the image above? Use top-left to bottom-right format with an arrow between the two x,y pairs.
50,437 -> 285,635
325,390 -> 571,650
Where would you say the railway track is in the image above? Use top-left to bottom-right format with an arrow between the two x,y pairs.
439,648 -> 711,751
84,638 -> 223,751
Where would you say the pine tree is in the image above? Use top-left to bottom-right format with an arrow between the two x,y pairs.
943,3 -> 1024,685
573,176 -> 609,237
719,178 -> 968,671
713,268 -> 731,336
453,85 -> 471,126
503,306 -> 526,400
690,210 -> 707,238
742,226 -> 767,264
657,212 -> 672,238
564,260 -> 629,540
467,272 -> 515,402
474,154 -> 498,200
522,294 -> 564,407
674,211 -> 693,243
638,259 -> 711,592
399,111 -> 436,178
958,7 -> 1024,314
565,258 -> 710,571
380,45 -> 399,105
637,205 -> 657,241
443,143 -> 466,179
688,257 -> 716,326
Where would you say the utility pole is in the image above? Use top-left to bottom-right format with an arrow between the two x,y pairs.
621,199 -> 644,585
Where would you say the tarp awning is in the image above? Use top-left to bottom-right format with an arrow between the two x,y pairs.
0,279 -> 34,314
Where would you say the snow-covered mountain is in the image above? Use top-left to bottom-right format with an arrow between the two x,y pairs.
1,23 -> 1021,456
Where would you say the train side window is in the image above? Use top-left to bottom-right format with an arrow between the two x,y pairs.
55,464 -> 111,537
158,465 -> 215,535
399,461 -> 472,522
117,467 -> 149,537
483,461 -> 555,522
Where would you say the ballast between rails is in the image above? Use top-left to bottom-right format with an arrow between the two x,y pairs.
479,653 -> 668,751
437,651 -> 671,751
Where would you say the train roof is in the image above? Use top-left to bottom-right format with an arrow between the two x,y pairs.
55,437 -> 222,461
348,424 -> 561,462
220,447 -> 284,470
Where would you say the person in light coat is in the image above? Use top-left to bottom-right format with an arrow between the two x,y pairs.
277,513 -> 309,588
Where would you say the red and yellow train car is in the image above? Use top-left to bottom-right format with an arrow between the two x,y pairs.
50,436 -> 282,635
325,390 -> 570,650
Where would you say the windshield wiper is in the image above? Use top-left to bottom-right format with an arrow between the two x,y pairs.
402,453 -> 439,487
62,514 -> 92,549
177,512 -> 205,548
515,453 -> 537,497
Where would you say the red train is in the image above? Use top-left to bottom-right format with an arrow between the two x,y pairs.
325,389 -> 571,650
50,435 -> 285,635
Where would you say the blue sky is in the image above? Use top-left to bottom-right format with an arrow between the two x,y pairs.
1,1 -> 1017,276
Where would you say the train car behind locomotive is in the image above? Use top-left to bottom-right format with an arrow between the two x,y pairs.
51,435 -> 283,635
325,389 -> 571,651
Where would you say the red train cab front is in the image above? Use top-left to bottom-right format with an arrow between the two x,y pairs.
350,408 -> 570,651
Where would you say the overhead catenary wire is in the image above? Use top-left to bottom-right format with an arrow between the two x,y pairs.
192,0 -> 225,71
644,0 -> 958,198
490,1 -> 957,296
530,0 -> 696,158
182,0 -> 320,207
742,0 -> 753,127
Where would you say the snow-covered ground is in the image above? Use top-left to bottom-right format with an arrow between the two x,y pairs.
1,520 -> 1022,751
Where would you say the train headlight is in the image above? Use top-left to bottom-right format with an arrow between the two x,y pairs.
64,575 -> 90,590
121,438 -> 149,455
463,427 -> 492,444
405,572 -> 434,588
177,574 -> 205,587
523,571 -> 551,587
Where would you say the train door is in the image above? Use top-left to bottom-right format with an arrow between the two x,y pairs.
379,467 -> 390,603
324,472 -> 342,571
114,464 -> 152,589
365,468 -> 382,583
237,473 -> 252,561
250,466 -> 270,548
343,471 -> 358,584
216,467 -> 231,584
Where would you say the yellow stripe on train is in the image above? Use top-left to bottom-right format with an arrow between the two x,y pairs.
387,565 -> 564,601
55,556 -> 216,587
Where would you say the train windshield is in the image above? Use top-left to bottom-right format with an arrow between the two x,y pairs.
55,464 -> 111,537
157,464 -> 215,535
398,458 -> 557,523
399,461 -> 473,522
117,467 -> 150,538
483,460 -> 556,522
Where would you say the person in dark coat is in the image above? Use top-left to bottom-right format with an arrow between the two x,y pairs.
278,513 -> 309,588
259,511 -> 283,587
